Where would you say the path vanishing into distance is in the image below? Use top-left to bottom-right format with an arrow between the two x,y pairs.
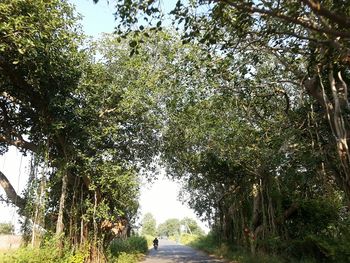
140,239 -> 227,263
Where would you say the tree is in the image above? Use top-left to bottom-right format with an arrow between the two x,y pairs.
181,217 -> 204,235
0,0 -> 85,243
0,223 -> 14,235
1,3 -> 170,259
90,3 -> 350,258
100,0 -> 350,201
157,218 -> 180,237
141,213 -> 157,236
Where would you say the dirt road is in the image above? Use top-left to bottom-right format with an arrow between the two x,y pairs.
140,239 -> 226,263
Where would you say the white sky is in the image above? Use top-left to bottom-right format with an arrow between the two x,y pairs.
0,147 -> 30,232
0,0 -> 209,234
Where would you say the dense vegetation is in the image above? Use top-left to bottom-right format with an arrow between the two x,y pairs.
1,0 -> 350,262
0,223 -> 14,235
140,213 -> 204,237
0,0 -> 161,261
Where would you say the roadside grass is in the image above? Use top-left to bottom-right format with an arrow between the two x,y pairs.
0,236 -> 149,263
0,237 -> 89,263
142,234 -> 155,248
181,233 -> 285,263
108,236 -> 148,263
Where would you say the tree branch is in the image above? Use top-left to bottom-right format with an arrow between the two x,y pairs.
0,170 -> 25,210
0,135 -> 38,152
301,0 -> 350,28
0,55 -> 43,109
218,0 -> 350,38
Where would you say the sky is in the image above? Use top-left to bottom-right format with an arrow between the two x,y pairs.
0,0 -> 209,234
0,147 -> 30,232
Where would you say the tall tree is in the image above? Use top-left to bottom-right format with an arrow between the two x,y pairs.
141,213 -> 157,236
157,218 -> 181,237
0,0 -> 84,237
101,0 -> 350,201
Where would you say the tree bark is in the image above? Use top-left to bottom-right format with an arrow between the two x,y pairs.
0,170 -> 25,210
304,71 -> 350,201
56,172 -> 68,237
0,135 -> 38,153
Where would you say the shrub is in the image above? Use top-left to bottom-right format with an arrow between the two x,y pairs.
109,236 -> 148,256
187,232 -> 284,263
0,223 -> 14,235
178,233 -> 201,245
108,236 -> 148,263
0,237 -> 89,263
112,252 -> 140,263
142,234 -> 155,248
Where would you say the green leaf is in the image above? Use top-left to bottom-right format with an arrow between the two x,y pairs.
129,40 -> 137,47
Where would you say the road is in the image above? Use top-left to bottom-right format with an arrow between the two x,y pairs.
140,239 -> 227,263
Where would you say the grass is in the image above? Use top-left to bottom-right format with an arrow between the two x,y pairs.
0,237 -> 90,263
182,233 -> 286,263
0,235 -> 149,263
108,236 -> 148,263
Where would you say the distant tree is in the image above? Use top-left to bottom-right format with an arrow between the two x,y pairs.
157,218 -> 181,237
157,222 -> 168,237
141,213 -> 157,236
181,217 -> 204,236
0,223 -> 14,235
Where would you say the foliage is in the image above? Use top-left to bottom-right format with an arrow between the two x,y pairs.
177,233 -> 201,245
109,236 -> 148,257
2,0 -> 350,261
111,252 -> 141,263
0,0 -> 84,155
142,234 -> 155,248
188,233 -> 284,263
181,217 -> 204,235
0,236 -> 89,263
0,223 -> 14,235
108,236 -> 148,263
0,236 -> 146,263
140,213 -> 157,237
157,218 -> 180,237
107,0 -> 350,201
0,1 -> 167,260
157,217 -> 204,237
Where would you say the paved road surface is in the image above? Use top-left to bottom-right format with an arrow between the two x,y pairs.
140,239 -> 227,263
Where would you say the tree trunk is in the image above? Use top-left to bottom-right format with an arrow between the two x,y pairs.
56,172 -> 68,237
0,170 -> 25,210
304,70 -> 350,201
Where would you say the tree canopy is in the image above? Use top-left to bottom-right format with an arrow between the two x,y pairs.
141,213 -> 157,237
1,0 -> 350,262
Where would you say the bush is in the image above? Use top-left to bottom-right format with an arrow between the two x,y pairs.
112,252 -> 140,263
178,233 -> 201,245
286,234 -> 350,263
187,232 -> 284,263
108,236 -> 148,263
109,236 -> 148,256
0,223 -> 14,235
143,234 -> 155,248
0,236 -> 89,263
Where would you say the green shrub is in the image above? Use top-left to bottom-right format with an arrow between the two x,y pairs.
142,234 -> 155,248
0,223 -> 14,235
187,233 -> 285,263
0,237 -> 89,263
109,236 -> 148,256
285,233 -> 350,263
179,233 -> 201,245
108,236 -> 148,263
111,252 -> 140,263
